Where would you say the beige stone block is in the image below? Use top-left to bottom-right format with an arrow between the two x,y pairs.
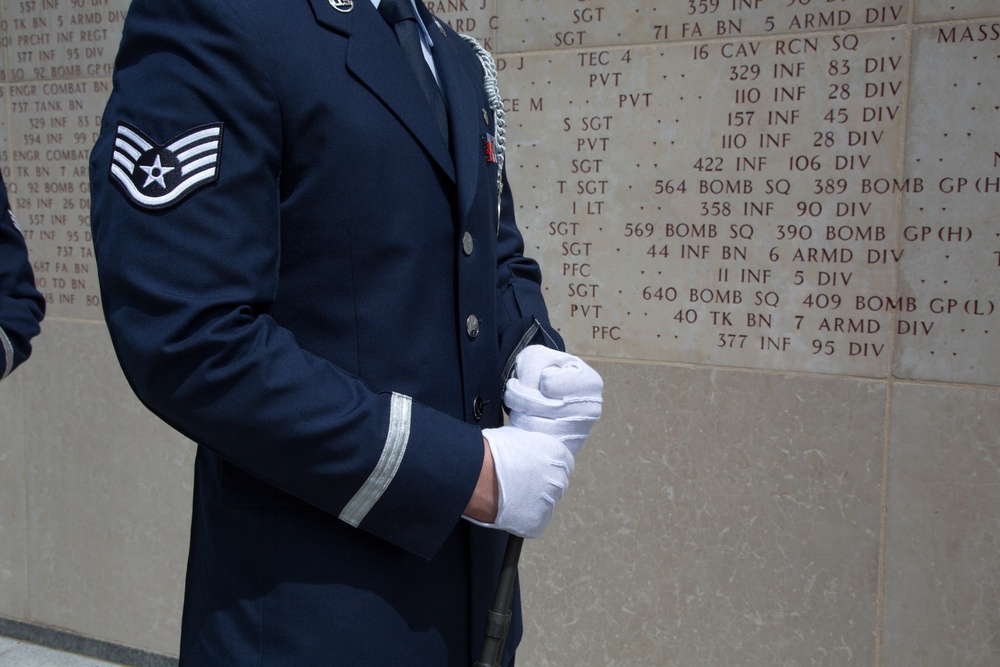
1,93 -> 7,158
427,0 -> 494,46
0,370 -> 29,619
1,101 -> 27,620
7,79 -> 111,323
896,23 -> 1000,385
4,1 -> 126,83
915,1 -> 1000,22
505,29 -> 907,376
519,361 -> 885,666
2,96 -> 8,191
498,0 -> 907,52
882,383 -> 1000,667
22,319 -> 193,655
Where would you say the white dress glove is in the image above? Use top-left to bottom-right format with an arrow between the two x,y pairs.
504,346 -> 603,454
479,426 -> 574,539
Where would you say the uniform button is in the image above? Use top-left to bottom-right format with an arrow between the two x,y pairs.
462,232 -> 474,256
473,396 -> 484,421
466,314 -> 479,339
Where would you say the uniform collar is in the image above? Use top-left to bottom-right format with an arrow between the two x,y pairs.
308,0 -> 459,183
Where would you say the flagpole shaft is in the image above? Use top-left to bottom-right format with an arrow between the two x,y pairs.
475,535 -> 523,667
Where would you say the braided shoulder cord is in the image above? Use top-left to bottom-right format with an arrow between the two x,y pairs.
459,34 -> 506,229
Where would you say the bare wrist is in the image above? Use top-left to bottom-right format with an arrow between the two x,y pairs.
464,437 -> 498,523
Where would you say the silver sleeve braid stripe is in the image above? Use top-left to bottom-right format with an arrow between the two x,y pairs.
0,326 -> 13,380
339,392 -> 412,527
459,34 -> 505,229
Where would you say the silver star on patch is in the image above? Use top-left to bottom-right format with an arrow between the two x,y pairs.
139,154 -> 175,189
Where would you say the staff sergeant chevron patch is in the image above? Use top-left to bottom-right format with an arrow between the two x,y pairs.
110,122 -> 224,210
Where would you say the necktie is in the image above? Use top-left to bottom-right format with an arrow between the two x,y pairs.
378,0 -> 450,145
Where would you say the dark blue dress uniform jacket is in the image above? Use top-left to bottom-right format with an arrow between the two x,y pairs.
89,0 -> 562,665
0,173 -> 45,380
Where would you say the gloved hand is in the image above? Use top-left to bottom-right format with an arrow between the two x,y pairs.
479,426 -> 574,539
504,346 -> 603,454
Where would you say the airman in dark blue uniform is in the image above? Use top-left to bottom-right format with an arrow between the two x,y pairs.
0,172 -> 45,381
89,1 -> 589,665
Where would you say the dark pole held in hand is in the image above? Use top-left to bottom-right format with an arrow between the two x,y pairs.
475,535 -> 523,667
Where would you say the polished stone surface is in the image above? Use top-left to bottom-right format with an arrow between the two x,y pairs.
520,361 -> 886,666
896,21 -> 1000,386
915,1 -> 1000,21
505,29 -> 911,376
0,367 -> 29,619
19,321 -> 194,655
882,384 -> 1000,667
498,0 -> 907,51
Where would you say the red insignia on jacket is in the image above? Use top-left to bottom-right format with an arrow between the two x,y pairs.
482,133 -> 497,164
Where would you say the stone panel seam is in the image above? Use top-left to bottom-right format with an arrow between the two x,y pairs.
877,4 -> 914,658
582,355 -> 1000,393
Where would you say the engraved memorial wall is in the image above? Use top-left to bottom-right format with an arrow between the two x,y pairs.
1,1 -> 998,665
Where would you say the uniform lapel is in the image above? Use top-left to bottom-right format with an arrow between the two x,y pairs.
419,4 -> 486,224
307,0 -> 456,182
